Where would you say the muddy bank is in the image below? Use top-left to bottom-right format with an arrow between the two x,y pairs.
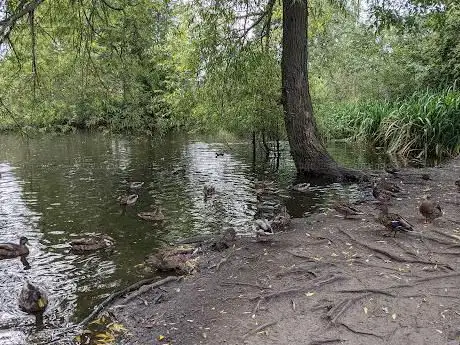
108,159 -> 460,345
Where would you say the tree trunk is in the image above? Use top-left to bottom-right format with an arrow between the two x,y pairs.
281,0 -> 362,182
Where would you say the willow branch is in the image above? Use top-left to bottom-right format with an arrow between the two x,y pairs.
0,0 -> 45,44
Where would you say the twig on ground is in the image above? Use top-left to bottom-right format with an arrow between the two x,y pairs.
242,320 -> 278,339
250,287 -> 304,301
276,262 -> 335,277
287,250 -> 316,260
220,281 -> 271,289
252,298 -> 263,314
79,276 -> 179,326
308,338 -> 347,345
335,288 -> 396,297
338,322 -> 385,339
214,248 -> 237,271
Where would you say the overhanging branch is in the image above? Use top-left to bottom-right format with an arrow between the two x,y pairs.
0,0 -> 45,44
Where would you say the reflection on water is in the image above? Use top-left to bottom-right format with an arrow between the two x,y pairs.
0,133 -> 386,344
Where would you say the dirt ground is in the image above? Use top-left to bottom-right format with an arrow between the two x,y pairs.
111,159 -> 460,345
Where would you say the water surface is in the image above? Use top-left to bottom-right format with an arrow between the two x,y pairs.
0,133 -> 386,344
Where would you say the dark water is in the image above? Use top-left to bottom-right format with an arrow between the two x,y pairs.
0,133 -> 386,344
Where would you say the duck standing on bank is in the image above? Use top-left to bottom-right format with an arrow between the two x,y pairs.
372,182 -> 397,203
333,202 -> 363,219
376,203 -> 414,237
18,281 -> 48,327
419,196 -> 443,223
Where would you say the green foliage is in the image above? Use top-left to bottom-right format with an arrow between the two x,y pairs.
317,89 -> 460,158
0,0 -> 183,134
0,0 -> 459,161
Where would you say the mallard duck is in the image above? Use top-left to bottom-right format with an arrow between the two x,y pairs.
253,218 -> 274,240
129,181 -> 144,190
372,182 -> 396,203
172,167 -> 186,175
118,194 -> 138,206
332,202 -> 363,219
421,173 -> 431,181
455,179 -> 460,190
215,152 -> 224,157
419,196 -> 442,223
70,235 -> 115,253
0,237 -> 29,259
385,166 -> 400,175
377,180 -> 401,193
291,183 -> 310,192
138,207 -> 165,221
376,203 -> 414,237
145,245 -> 198,275
18,281 -> 48,326
203,185 -> 216,199
271,207 -> 291,231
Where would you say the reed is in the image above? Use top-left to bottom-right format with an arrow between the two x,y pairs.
316,89 -> 460,158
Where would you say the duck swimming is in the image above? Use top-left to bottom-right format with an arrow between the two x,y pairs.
18,281 -> 48,326
203,185 -> 216,199
0,237 -> 29,259
129,181 -> 144,190
70,235 -> 115,253
138,207 -> 165,222
118,194 -> 138,206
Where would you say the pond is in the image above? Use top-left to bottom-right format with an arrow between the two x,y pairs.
0,132 -> 387,344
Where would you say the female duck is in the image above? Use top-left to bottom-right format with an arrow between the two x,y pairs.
18,281 -> 48,326
333,202 -> 363,219
0,237 -> 29,259
419,196 -> 442,223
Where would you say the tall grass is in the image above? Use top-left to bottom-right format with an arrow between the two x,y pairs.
316,89 -> 460,158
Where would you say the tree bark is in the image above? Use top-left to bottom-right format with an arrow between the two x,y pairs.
281,0 -> 362,182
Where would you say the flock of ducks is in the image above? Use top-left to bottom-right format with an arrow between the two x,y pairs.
0,237 -> 48,326
333,177 -> 444,237
0,164 -> 452,326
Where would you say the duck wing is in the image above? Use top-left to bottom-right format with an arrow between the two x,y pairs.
389,213 -> 414,231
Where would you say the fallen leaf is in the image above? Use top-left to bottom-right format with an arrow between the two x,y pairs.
305,291 -> 315,297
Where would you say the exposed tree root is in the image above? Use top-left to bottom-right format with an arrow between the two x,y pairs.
326,293 -> 371,324
250,287 -> 305,301
430,229 -> 460,242
308,338 -> 347,345
335,288 -> 396,297
242,320 -> 278,339
213,248 -> 237,271
220,281 -> 271,290
287,250 -> 316,260
338,228 -> 453,270
405,231 -> 456,246
79,276 -> 179,326
276,262 -> 336,277
337,322 -> 385,339
350,259 -> 409,273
